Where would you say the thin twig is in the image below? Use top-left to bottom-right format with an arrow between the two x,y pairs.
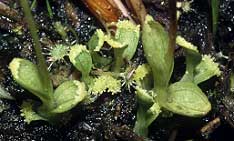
200,117 -> 221,136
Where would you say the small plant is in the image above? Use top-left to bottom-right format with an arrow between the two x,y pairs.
87,20 -> 140,73
133,15 -> 221,136
9,0 -> 139,123
7,1 -> 221,138
9,58 -> 88,123
47,44 -> 69,70
9,0 -> 88,123
67,20 -> 140,100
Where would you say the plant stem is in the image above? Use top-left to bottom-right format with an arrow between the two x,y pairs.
113,50 -> 124,73
211,0 -> 220,34
38,101 -> 57,123
46,0 -> 53,18
20,0 -> 53,98
82,74 -> 93,86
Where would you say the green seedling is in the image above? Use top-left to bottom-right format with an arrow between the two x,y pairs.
133,15 -> 221,136
8,0 -> 88,123
47,44 -> 69,70
69,44 -> 93,85
87,20 -> 140,73
53,22 -> 68,41
112,21 -> 140,73
91,73 -> 121,95
68,44 -> 121,102
9,58 -> 88,123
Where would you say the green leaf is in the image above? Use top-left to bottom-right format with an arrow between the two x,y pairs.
176,36 -> 202,82
181,50 -> 201,82
0,85 -> 14,100
90,73 -> 121,95
178,38 -> 221,84
133,64 -> 151,83
142,15 -> 173,88
87,31 -> 112,68
20,0 -> 53,97
52,80 -> 87,113
88,29 -> 106,51
69,44 -> 93,76
9,58 -> 50,102
134,87 -> 160,136
162,82 -> 211,117
176,36 -> 198,53
135,86 -> 154,107
114,20 -> 140,61
194,55 -> 221,84
21,101 -> 46,124
134,103 -> 161,136
46,0 -> 53,18
50,44 -> 69,61
91,53 -> 112,68
88,29 -> 124,52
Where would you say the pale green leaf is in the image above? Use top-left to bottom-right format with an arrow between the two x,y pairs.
91,74 -> 121,95
134,86 -> 160,136
134,103 -> 161,136
69,44 -> 93,76
142,15 -> 173,88
88,29 -> 124,52
133,64 -> 151,83
88,29 -> 105,51
9,58 -> 50,102
114,20 -> 140,61
162,82 -> 211,117
87,30 -> 112,68
53,21 -> 67,40
135,86 -> 154,107
21,101 -> 46,124
50,44 -> 69,61
194,55 -> 221,84
180,50 -> 201,82
52,80 -> 87,113
176,36 -> 198,53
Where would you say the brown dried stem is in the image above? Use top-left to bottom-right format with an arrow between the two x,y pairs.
81,0 -> 121,25
112,0 -> 135,23
65,0 -> 80,28
0,2 -> 21,21
125,0 -> 147,25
